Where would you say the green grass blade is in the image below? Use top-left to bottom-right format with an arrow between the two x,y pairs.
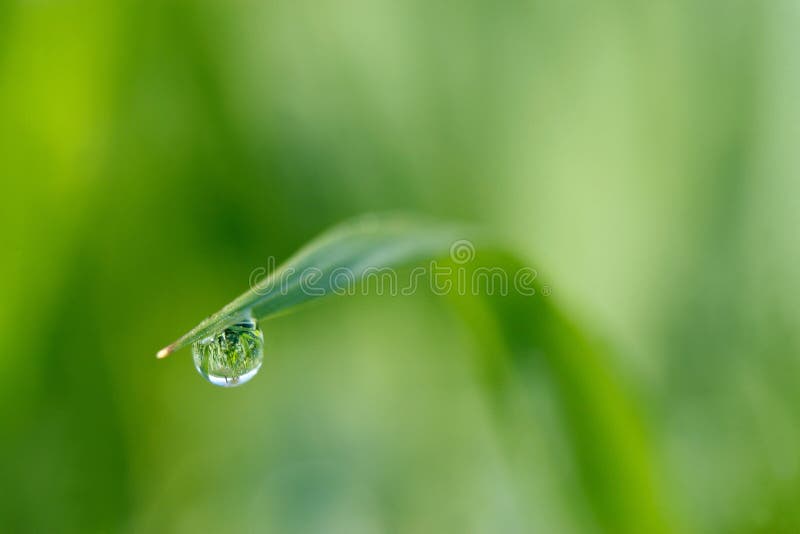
157,215 -> 473,358
156,213 -> 672,532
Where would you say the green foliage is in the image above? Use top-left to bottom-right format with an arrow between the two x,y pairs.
162,216 -> 671,532
1,0 -> 799,532
159,215 -> 471,356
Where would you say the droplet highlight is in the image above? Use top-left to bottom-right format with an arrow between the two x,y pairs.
192,319 -> 264,387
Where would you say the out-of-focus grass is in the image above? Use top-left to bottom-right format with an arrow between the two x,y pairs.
1,0 -> 799,532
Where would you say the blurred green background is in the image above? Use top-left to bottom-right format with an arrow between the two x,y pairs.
1,0 -> 799,532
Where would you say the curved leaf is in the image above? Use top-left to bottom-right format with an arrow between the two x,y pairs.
155,214 -> 672,533
157,215 -> 476,358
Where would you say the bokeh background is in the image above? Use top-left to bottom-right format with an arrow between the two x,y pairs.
1,0 -> 799,532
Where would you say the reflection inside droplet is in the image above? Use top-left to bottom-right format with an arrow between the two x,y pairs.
192,318 -> 264,387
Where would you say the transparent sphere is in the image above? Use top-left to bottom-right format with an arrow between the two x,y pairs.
192,319 -> 264,387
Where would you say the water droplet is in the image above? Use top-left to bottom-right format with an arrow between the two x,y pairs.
192,318 -> 264,387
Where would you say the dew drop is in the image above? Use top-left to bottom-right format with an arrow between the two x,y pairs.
192,318 -> 264,387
